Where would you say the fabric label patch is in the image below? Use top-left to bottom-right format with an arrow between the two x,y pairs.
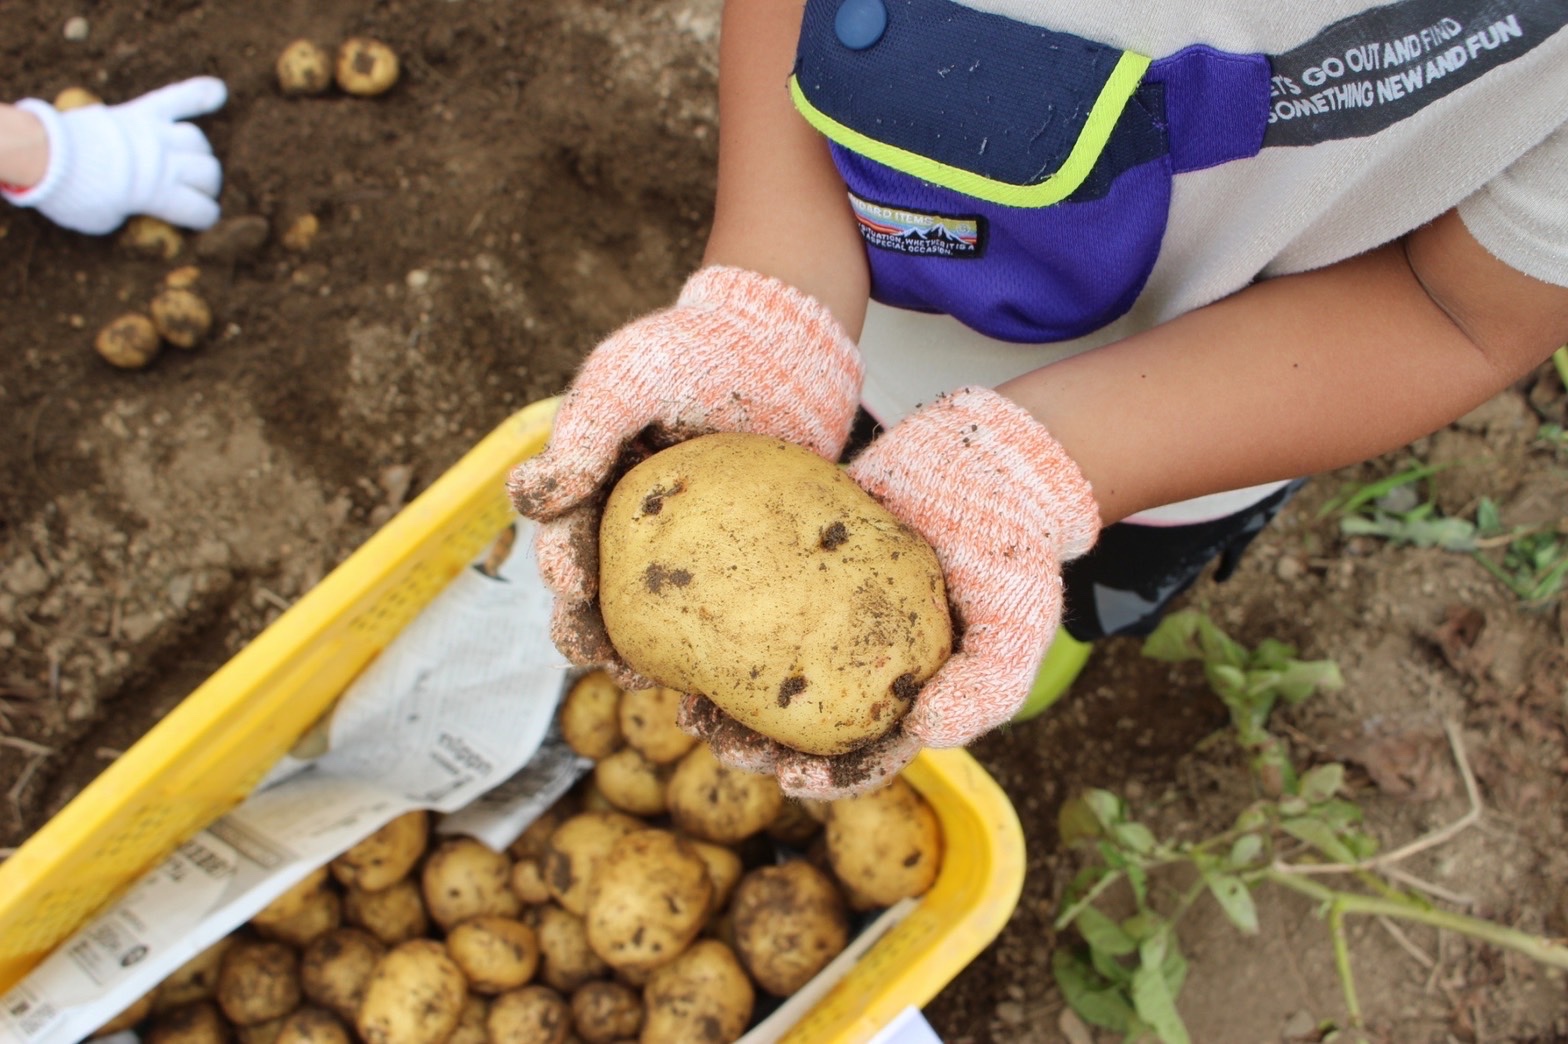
849,193 -> 984,259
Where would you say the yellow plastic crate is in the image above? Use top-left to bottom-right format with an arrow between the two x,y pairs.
0,398 -> 1026,1040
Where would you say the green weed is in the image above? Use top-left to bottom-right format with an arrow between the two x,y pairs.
1328,468 -> 1565,606
1050,610 -> 1568,1043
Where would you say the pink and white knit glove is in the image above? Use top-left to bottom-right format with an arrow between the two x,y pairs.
507,266 -> 864,674
681,387 -> 1102,798
3,78 -> 227,234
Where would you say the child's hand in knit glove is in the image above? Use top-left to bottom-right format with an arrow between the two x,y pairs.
680,387 -> 1102,798
507,266 -> 863,680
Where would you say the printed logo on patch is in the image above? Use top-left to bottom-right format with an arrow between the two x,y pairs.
849,192 -> 984,259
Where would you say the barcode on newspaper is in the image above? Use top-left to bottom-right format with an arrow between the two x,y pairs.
4,985 -> 60,1039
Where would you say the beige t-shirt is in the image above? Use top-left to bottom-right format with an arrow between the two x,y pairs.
840,0 -> 1568,523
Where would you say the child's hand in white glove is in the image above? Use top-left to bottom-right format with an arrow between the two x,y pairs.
2,77 -> 228,234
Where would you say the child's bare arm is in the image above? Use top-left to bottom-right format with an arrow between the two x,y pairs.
1000,208 -> 1568,523
701,0 -> 871,338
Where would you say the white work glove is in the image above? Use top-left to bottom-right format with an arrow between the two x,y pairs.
2,77 -> 228,234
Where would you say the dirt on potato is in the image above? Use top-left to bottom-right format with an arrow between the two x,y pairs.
4,2 -> 1568,1042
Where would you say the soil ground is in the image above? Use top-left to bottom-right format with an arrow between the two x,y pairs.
2,2 -> 1566,1041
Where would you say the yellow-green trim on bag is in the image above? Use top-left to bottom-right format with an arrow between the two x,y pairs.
788,50 -> 1151,209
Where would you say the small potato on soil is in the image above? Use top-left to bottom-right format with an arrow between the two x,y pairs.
330,809 -> 428,892
163,265 -> 202,290
300,927 -> 385,1023
488,984 -> 569,1044
215,939 -> 302,1027
53,86 -> 102,110
94,312 -> 161,369
731,859 -> 850,996
149,287 -> 214,350
825,774 -> 943,909
356,939 -> 467,1044
281,213 -> 320,252
641,939 -> 753,1044
335,37 -> 400,97
569,980 -> 642,1043
119,215 -> 183,259
446,915 -> 540,994
276,39 -> 333,96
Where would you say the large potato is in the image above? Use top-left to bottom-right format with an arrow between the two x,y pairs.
356,940 -> 467,1044
731,860 -> 849,996
276,39 -> 333,95
598,433 -> 951,756
641,939 -> 753,1044
825,775 -> 943,909
583,829 -> 711,974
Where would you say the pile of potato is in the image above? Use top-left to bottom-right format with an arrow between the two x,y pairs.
89,671 -> 944,1044
276,37 -> 401,98
93,266 -> 216,370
